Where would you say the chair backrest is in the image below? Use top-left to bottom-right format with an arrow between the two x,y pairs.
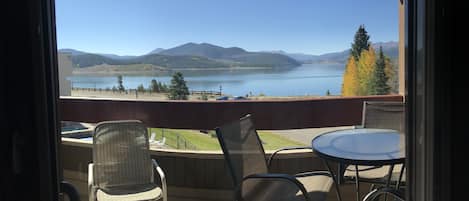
157,137 -> 166,146
149,132 -> 156,143
93,120 -> 154,194
216,114 -> 269,187
362,101 -> 405,134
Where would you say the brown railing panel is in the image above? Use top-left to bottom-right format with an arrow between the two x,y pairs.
60,95 -> 402,130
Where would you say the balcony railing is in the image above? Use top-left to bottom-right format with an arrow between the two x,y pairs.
60,95 -> 402,129
60,95 -> 403,201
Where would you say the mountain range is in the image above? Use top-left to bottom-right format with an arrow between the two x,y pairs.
59,41 -> 398,69
264,41 -> 398,64
61,43 -> 300,69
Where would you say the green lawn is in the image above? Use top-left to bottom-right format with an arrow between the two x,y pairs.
148,128 -> 304,150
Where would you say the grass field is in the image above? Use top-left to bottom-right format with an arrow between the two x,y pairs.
148,128 -> 305,150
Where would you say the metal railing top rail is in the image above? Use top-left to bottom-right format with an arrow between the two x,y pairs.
60,95 -> 403,130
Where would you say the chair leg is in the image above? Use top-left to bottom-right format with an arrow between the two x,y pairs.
323,160 -> 342,201
354,165 -> 360,201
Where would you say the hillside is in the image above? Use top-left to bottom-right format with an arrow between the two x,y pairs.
159,43 -> 300,67
62,43 -> 300,69
159,43 -> 246,59
267,41 -> 398,64
71,54 -> 132,67
59,49 -> 138,60
60,41 -> 397,69
69,53 -> 229,68
134,54 -> 230,68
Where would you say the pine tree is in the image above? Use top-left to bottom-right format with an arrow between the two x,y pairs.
370,46 -> 390,95
150,79 -> 159,92
168,72 -> 190,100
137,84 -> 145,92
384,56 -> 398,94
117,75 -> 125,92
351,25 -> 371,61
357,46 -> 376,95
342,56 -> 360,96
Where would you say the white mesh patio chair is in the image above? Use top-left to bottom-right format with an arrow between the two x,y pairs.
216,114 -> 339,201
88,120 -> 167,201
342,101 -> 406,187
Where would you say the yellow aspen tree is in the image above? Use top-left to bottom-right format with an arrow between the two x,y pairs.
384,56 -> 398,93
342,56 -> 359,96
357,46 -> 376,95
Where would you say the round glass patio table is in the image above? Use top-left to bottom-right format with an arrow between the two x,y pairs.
312,128 -> 405,201
312,128 -> 405,166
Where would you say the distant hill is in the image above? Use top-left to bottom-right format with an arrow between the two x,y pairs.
160,43 -> 246,59
265,41 -> 398,64
59,48 -> 87,56
98,54 -> 138,60
160,43 -> 300,67
61,43 -> 300,68
60,41 -> 397,69
261,50 -> 319,64
372,41 -> 399,58
68,52 -> 229,68
147,48 -> 165,55
70,54 -> 130,67
59,49 -> 137,60
133,54 -> 229,68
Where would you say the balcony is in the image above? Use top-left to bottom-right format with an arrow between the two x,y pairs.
60,95 -> 402,201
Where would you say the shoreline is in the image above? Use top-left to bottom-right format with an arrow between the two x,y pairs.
70,88 -> 331,101
72,66 -> 280,76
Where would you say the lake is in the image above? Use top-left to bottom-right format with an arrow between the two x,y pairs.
68,63 -> 345,96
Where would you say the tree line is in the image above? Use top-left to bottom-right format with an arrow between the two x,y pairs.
114,72 -> 190,100
342,25 -> 395,96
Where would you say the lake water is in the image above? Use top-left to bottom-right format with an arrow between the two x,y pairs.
68,63 -> 345,96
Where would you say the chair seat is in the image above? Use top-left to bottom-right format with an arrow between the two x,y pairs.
344,164 -> 405,183
296,175 -> 333,201
96,186 -> 162,201
242,174 -> 332,201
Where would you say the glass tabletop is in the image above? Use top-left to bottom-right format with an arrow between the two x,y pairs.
312,128 -> 405,166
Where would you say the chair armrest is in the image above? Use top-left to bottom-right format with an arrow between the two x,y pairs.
363,187 -> 405,201
61,181 -> 80,201
152,159 -> 167,201
345,165 -> 383,172
295,170 -> 332,178
237,173 -> 311,201
88,163 -> 95,201
267,146 -> 312,168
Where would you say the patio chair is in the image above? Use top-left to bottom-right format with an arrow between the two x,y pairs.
363,187 -> 405,201
88,120 -> 167,201
149,132 -> 166,147
342,101 -> 406,187
149,132 -> 156,143
216,114 -> 336,201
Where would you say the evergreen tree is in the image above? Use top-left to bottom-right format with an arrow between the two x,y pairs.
357,46 -> 376,95
201,93 -> 208,100
168,72 -> 190,100
137,84 -> 145,92
117,75 -> 125,92
159,82 -> 168,93
342,56 -> 360,96
370,46 -> 391,95
150,79 -> 159,92
351,25 -> 371,61
385,57 -> 398,94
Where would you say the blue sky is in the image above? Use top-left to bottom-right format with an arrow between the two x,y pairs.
56,0 -> 398,56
